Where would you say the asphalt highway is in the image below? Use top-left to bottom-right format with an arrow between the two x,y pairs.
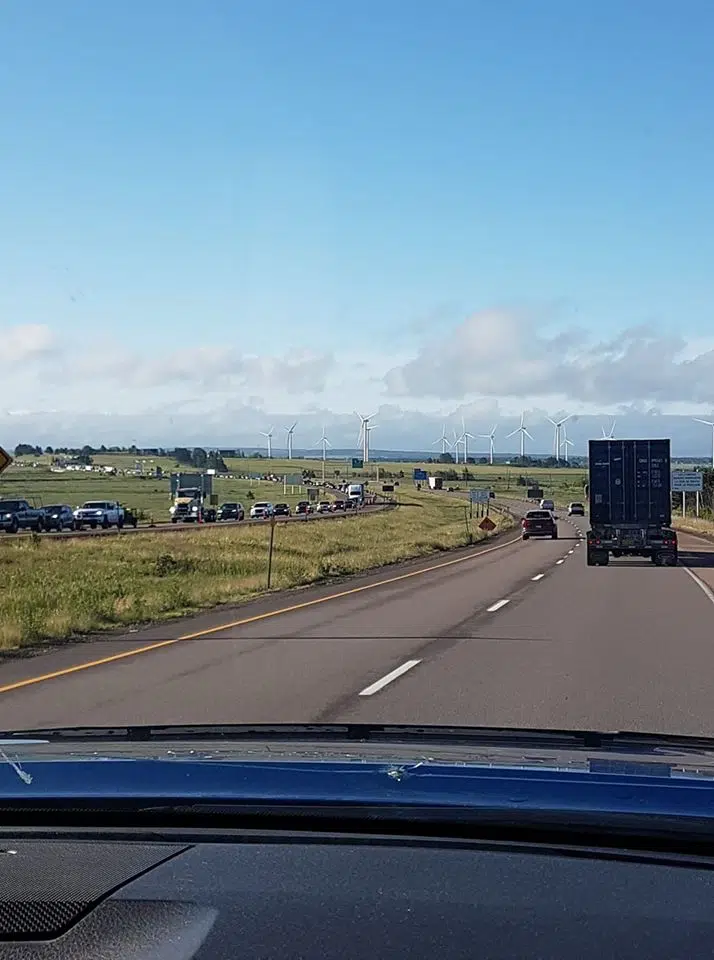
1,504 -> 714,737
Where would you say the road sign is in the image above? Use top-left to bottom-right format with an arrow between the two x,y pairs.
0,447 -> 13,475
286,474 -> 302,485
413,468 -> 428,481
470,489 -> 490,503
479,516 -> 496,532
671,471 -> 703,492
351,458 -> 363,469
307,487 -> 319,501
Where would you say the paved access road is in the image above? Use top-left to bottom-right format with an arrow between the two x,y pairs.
0,504 -> 713,737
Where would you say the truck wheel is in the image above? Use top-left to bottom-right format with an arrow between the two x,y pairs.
612,549 -> 622,557
598,555 -> 609,566
102,516 -> 109,529
10,518 -> 19,534
586,550 -> 596,566
551,531 -> 558,539
171,518 -> 177,524
35,518 -> 43,533
522,534 -> 529,541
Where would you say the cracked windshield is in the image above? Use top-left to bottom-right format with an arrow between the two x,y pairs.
2,1 -> 713,737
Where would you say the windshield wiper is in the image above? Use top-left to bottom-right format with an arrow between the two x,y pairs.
2,723 -> 714,755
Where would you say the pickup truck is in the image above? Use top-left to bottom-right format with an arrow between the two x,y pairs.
0,499 -> 45,533
73,501 -> 125,530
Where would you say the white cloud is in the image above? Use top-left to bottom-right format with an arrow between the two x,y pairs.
384,309 -> 714,406
5,324 -> 58,363
5,311 -> 714,452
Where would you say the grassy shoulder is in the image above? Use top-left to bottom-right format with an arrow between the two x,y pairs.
673,515 -> 714,539
1,491 -> 515,649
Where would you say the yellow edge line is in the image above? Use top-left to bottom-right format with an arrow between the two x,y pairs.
0,528 -> 522,695
0,639 -> 179,694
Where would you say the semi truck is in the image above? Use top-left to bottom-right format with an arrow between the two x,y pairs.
346,483 -> 365,503
586,438 -> 677,567
169,473 -> 217,523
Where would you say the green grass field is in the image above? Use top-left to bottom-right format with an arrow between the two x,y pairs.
2,453 -> 588,522
0,489 -> 514,649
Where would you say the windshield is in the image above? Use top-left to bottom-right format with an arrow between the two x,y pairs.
3,3 -> 714,755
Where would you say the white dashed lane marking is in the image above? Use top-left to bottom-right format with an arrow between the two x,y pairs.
487,599 -> 511,612
556,559 -> 565,565
531,574 -> 545,581
358,660 -> 422,697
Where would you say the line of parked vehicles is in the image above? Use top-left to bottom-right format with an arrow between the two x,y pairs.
0,499 -> 138,533
218,496 -> 365,522
0,491 -> 367,534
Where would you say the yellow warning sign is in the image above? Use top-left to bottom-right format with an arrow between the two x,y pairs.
479,516 -> 496,532
0,447 -> 12,476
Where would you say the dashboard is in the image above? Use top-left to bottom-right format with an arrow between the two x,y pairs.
0,828 -> 713,957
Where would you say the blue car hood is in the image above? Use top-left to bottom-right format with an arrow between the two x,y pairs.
0,725 -> 714,819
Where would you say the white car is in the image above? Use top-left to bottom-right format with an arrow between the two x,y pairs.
250,501 -> 274,519
73,500 -> 124,530
568,502 -> 585,516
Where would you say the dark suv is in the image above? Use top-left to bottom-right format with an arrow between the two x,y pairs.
274,503 -> 291,517
217,502 -> 244,521
522,509 -> 558,540
42,504 -> 75,532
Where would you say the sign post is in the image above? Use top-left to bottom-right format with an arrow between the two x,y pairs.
267,515 -> 276,588
672,472 -> 702,520
671,471 -> 703,492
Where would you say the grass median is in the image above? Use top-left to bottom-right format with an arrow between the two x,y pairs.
1,491 -> 515,649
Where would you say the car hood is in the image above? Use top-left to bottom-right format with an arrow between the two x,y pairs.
1,725 -> 714,818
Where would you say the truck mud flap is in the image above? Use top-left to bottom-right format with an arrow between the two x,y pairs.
587,549 -> 609,566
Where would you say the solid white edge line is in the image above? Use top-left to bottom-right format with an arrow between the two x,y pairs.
531,574 -> 545,581
358,659 -> 422,697
487,599 -> 510,612
682,567 -> 714,605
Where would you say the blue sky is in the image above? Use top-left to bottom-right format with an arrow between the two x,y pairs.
3,1 -> 714,445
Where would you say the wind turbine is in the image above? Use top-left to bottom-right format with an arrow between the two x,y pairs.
365,422 -> 378,458
693,417 -> 714,468
601,419 -> 616,439
547,414 -> 571,463
452,428 -> 462,464
432,424 -> 451,456
355,411 -> 376,463
460,417 -> 476,463
479,426 -> 497,465
284,421 -> 297,459
260,426 -> 274,459
560,424 -> 574,464
315,425 -> 331,461
506,411 -> 534,459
